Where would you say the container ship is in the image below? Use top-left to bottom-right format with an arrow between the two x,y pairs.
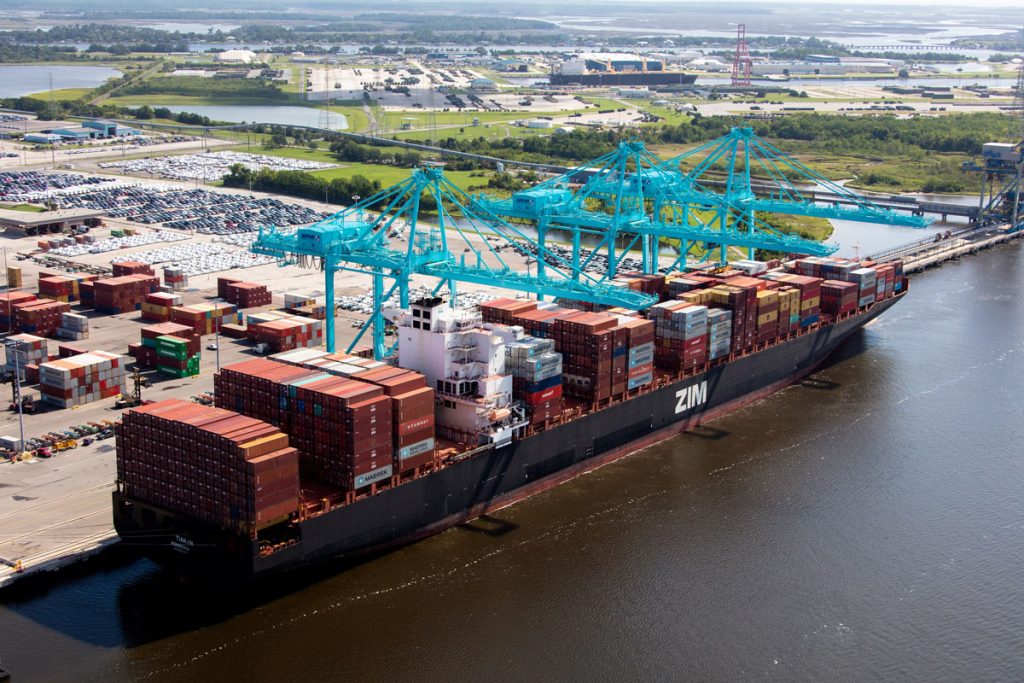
549,53 -> 698,87
113,256 -> 906,582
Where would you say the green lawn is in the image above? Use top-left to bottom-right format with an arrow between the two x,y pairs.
0,203 -> 45,213
235,145 -> 491,191
311,163 -> 489,192
27,87 -> 92,102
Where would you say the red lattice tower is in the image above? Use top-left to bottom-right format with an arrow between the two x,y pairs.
731,24 -> 753,87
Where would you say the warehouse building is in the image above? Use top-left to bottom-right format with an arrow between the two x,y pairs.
23,133 -> 62,144
214,49 -> 257,64
45,127 -> 97,141
0,208 -> 105,236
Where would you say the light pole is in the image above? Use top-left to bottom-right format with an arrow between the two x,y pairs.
212,298 -> 223,372
4,339 -> 26,459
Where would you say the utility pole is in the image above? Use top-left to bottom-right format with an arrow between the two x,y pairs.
5,340 -> 26,459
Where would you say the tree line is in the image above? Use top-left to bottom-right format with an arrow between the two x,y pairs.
222,164 -> 383,207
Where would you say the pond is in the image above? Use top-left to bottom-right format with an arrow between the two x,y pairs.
163,105 -> 348,129
0,65 -> 121,98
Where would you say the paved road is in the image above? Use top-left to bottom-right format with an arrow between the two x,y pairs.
0,439 -> 116,585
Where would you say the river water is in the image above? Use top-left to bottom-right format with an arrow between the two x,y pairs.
1,239 -> 1022,680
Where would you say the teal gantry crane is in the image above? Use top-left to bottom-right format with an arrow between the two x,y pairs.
667,127 -> 932,257
252,165 -> 658,359
480,138 -> 836,275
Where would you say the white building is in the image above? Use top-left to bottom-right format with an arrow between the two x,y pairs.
397,298 -> 525,446
214,49 -> 257,64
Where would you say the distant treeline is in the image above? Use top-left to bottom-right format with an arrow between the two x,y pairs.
329,139 -> 422,167
0,44 -> 87,63
1,24 -> 188,45
426,113 -> 1015,166
120,76 -> 287,100
222,164 -> 383,207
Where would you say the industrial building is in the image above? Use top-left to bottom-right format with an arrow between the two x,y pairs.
751,58 -> 899,77
45,127 -> 96,142
82,120 -> 139,137
469,78 -> 498,92
214,49 -> 257,64
0,208 -> 105,236
550,52 -> 697,87
23,133 -> 62,144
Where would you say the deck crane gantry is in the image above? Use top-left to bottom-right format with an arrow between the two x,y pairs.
667,127 -> 932,257
481,139 -> 836,276
252,164 -> 658,359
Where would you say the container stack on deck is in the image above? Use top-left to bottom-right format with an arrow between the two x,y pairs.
480,298 -> 655,402
347,367 -> 435,475
38,351 -> 126,407
647,302 -> 708,372
215,356 -> 436,487
554,312 -> 616,402
621,317 -> 655,390
505,336 -> 563,424
93,275 -> 160,314
116,399 -> 300,535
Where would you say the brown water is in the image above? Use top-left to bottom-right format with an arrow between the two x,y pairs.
2,242 -> 1024,682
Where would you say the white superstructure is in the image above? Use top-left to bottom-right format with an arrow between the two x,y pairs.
397,298 -> 525,446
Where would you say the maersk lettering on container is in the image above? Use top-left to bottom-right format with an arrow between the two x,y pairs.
675,381 -> 708,414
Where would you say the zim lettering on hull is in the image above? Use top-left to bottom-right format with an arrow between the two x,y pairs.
675,381 -> 708,414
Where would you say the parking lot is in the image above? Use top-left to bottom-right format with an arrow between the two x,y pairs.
97,150 -> 337,182
1,171 -> 328,235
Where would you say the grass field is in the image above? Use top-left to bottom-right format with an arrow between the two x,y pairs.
234,145 -> 493,192
0,203 -> 45,213
26,87 -> 92,102
309,163 -> 484,190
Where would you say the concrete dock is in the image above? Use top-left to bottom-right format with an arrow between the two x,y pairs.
872,223 -> 1024,273
0,440 -> 117,587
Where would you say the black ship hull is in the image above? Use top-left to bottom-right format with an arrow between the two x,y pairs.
113,296 -> 899,582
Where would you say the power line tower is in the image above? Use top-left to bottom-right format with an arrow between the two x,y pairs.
731,24 -> 752,87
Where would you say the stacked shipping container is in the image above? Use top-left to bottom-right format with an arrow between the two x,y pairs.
12,299 -> 71,337
140,292 -> 182,323
248,316 -> 324,353
215,358 -> 435,491
38,351 -> 126,407
93,275 -> 160,314
171,302 -> 238,336
218,277 -> 272,308
116,399 -> 300,535
4,333 -> 47,381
